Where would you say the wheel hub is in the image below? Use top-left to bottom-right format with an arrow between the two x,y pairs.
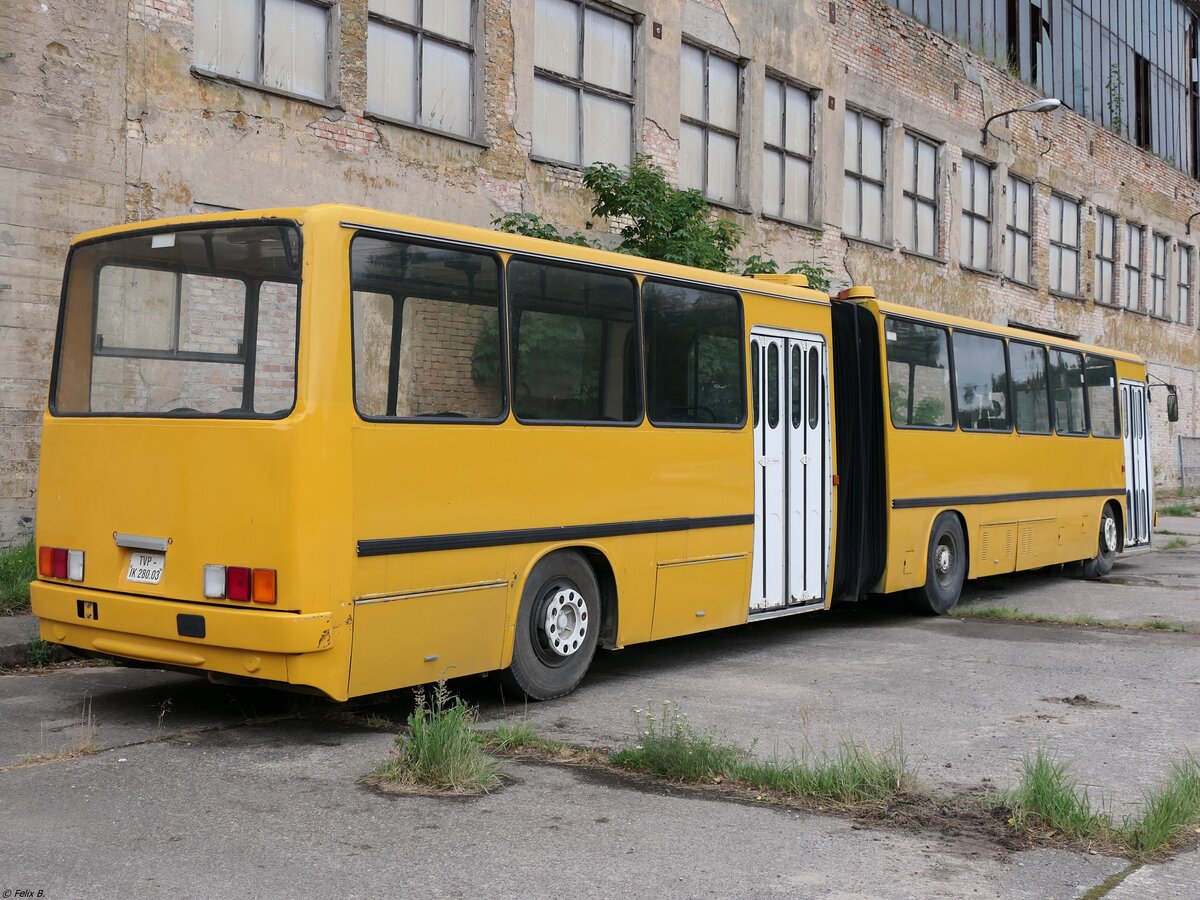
542,587 -> 588,658
935,544 -> 953,576
1103,516 -> 1118,553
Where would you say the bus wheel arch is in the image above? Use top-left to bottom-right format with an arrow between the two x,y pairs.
502,548 -> 603,701
910,510 -> 968,615
576,546 -> 619,650
1082,501 -> 1120,579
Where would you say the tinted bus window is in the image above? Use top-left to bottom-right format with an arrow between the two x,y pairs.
953,332 -> 1011,431
884,318 -> 953,428
1010,341 -> 1051,434
643,281 -> 744,425
351,237 -> 503,420
1050,349 -> 1087,435
1086,355 -> 1119,437
508,259 -> 639,423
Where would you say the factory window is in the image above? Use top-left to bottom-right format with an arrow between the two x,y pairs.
843,108 -> 886,242
367,0 -> 475,138
762,75 -> 815,224
680,41 -> 741,204
195,0 -> 332,102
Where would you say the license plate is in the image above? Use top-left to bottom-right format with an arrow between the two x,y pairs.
127,551 -> 165,584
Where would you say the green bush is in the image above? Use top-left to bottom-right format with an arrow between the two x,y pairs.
0,541 -> 36,616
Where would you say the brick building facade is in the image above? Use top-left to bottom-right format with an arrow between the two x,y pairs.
2,0 -> 1199,544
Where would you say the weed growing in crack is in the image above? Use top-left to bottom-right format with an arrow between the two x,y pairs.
610,702 -> 911,807
1118,756 -> 1200,855
366,682 -> 502,794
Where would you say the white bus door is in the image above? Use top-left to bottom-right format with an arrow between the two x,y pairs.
1121,381 -> 1152,546
750,329 -> 830,613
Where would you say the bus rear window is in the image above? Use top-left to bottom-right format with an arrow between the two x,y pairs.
52,223 -> 300,418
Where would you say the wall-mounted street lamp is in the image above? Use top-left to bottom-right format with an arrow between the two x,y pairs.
981,98 -> 1062,146
1187,212 -> 1200,234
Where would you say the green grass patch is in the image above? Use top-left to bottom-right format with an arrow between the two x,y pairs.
1161,537 -> 1190,550
1008,748 -> 1109,841
954,605 -> 1187,632
0,541 -> 35,616
1118,757 -> 1200,855
366,683 -> 503,795
482,719 -> 569,755
1007,749 -> 1200,857
1159,503 -> 1198,517
610,702 -> 910,808
26,640 -> 55,668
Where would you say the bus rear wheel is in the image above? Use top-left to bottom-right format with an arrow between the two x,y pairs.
1081,503 -> 1119,579
502,551 -> 601,701
911,512 -> 966,615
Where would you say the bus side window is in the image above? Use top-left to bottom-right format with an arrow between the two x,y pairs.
1010,341 -> 1051,434
1085,355 -> 1119,437
508,258 -> 639,423
884,317 -> 953,428
643,280 -> 744,426
1049,349 -> 1088,435
350,236 -> 504,421
952,331 -> 1011,432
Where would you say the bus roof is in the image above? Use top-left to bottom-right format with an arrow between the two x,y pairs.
70,203 -> 832,307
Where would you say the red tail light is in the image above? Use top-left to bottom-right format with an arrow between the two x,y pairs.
51,548 -> 68,579
226,566 -> 251,601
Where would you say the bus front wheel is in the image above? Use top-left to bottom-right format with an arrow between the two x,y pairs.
911,512 -> 966,615
502,551 -> 601,701
1081,503 -> 1119,579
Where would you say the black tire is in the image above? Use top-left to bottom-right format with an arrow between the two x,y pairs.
910,512 -> 967,615
1081,503 -> 1119,579
501,551 -> 601,701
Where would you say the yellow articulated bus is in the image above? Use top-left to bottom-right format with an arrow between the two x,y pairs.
30,205 -> 1161,700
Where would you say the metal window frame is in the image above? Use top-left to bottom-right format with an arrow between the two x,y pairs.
679,39 -> 743,203
1125,222 -> 1145,310
1094,208 -> 1118,305
1150,232 -> 1170,317
1178,243 -> 1193,325
844,107 -> 887,240
1003,174 -> 1034,284
763,72 -> 816,224
259,0 -> 335,102
959,155 -> 992,270
534,0 -> 637,168
368,0 -> 477,136
1048,192 -> 1080,294
901,130 -> 939,255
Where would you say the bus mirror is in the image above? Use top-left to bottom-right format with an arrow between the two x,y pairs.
1167,386 -> 1179,423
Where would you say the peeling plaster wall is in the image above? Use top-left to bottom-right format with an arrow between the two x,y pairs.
3,0 -> 1200,543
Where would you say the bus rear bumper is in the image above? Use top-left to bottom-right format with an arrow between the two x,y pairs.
31,581 -> 336,693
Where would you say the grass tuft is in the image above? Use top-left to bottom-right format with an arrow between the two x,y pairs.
610,702 -> 910,808
483,720 -> 568,755
26,639 -> 55,668
742,741 -> 910,806
955,605 -> 1187,632
367,682 -> 503,795
0,541 -> 36,616
1119,756 -> 1200,855
610,701 -> 746,782
1007,748 -> 1108,841
1161,537 -> 1190,550
1159,503 -> 1198,517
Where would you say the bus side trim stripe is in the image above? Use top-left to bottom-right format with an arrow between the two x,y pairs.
357,515 -> 756,557
892,488 -> 1125,509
